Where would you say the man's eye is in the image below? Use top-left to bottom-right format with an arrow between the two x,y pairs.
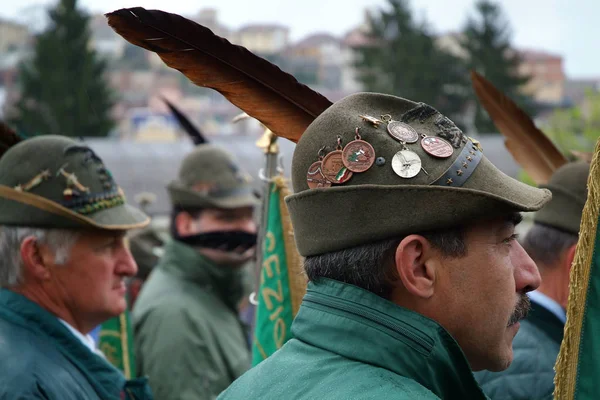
503,233 -> 519,245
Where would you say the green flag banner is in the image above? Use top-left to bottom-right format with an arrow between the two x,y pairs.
252,176 -> 306,366
98,307 -> 136,379
554,139 -> 600,399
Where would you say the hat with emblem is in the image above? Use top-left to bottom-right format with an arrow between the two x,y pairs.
286,92 -> 552,256
0,135 -> 149,230
167,144 -> 259,209
534,161 -> 590,235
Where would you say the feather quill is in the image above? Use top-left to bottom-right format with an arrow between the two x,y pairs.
106,8 -> 332,143
470,70 -> 567,184
162,97 -> 208,145
0,121 -> 22,159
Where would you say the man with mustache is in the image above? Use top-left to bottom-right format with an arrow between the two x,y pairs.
133,144 -> 258,400
218,93 -> 548,399
0,135 -> 153,399
475,161 -> 589,399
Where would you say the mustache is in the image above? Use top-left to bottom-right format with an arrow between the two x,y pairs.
507,293 -> 531,327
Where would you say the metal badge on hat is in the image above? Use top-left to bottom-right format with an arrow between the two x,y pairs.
419,133 -> 453,159
392,146 -> 422,179
57,164 -> 90,199
306,146 -> 332,189
359,115 -> 383,128
381,114 -> 419,144
322,136 -> 353,184
14,169 -> 51,192
342,128 -> 375,173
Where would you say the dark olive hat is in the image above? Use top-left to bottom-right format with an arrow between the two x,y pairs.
285,92 -> 552,256
534,161 -> 589,234
0,135 -> 149,230
167,144 -> 259,209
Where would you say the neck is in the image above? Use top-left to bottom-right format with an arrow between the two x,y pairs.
536,263 -> 568,309
13,285 -> 94,334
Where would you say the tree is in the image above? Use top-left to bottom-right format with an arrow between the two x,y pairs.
461,0 -> 533,133
9,0 -> 115,137
353,0 -> 469,126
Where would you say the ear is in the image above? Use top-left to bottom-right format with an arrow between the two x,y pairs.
565,243 -> 577,274
175,212 -> 193,236
394,235 -> 437,299
20,236 -> 52,281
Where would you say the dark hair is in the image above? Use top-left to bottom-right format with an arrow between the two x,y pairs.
522,223 -> 578,268
303,226 -> 466,300
170,206 -> 203,237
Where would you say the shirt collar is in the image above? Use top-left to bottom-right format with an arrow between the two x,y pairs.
58,319 -> 98,354
527,290 -> 566,324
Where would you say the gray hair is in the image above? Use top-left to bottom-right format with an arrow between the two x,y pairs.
0,227 -> 80,288
304,228 -> 466,299
522,223 -> 578,268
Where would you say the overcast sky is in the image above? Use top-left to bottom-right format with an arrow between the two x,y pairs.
0,0 -> 596,78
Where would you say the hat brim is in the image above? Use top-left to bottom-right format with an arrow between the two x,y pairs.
286,157 -> 551,256
0,185 -> 149,230
167,182 -> 260,209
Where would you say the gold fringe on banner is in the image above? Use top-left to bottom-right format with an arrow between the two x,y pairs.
273,175 -> 307,316
554,138 -> 600,399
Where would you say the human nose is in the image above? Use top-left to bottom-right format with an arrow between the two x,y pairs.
513,242 -> 541,293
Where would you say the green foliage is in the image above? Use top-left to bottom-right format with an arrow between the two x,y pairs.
353,0 -> 469,126
544,90 -> 600,156
9,0 -> 116,137
460,0 -> 533,133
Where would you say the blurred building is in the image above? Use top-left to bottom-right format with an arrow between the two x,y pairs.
518,49 -> 566,106
0,18 -> 30,53
235,24 -> 289,55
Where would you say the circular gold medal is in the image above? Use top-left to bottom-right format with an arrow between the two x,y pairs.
342,140 -> 375,173
392,150 -> 421,178
387,121 -> 419,144
420,136 -> 453,158
322,150 -> 353,184
306,161 -> 332,189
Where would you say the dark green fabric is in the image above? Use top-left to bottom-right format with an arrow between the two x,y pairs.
167,144 -> 258,209
218,279 -> 489,400
474,300 -> 564,400
285,93 -> 551,256
0,289 -> 153,400
535,161 -> 590,234
0,135 -> 148,229
133,239 -> 251,400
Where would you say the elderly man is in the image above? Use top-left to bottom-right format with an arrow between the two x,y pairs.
218,92 -> 550,399
0,135 -> 153,399
475,161 -> 589,399
133,144 -> 258,400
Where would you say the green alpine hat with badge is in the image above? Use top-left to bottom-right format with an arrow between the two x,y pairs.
0,134 -> 149,230
286,92 -> 553,256
167,144 -> 259,210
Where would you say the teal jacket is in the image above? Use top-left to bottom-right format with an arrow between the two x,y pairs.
474,299 -> 564,400
133,239 -> 251,400
218,279 -> 489,399
0,289 -> 153,400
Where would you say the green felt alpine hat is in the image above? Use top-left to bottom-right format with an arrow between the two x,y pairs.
167,144 -> 259,209
0,135 -> 149,230
285,92 -> 552,256
534,161 -> 590,234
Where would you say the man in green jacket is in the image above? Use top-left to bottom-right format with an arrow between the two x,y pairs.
0,135 -> 153,399
475,161 -> 589,399
133,144 -> 259,400
218,92 -> 551,399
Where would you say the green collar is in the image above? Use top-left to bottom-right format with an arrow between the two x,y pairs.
527,299 -> 565,345
292,279 -> 488,400
159,239 -> 246,310
0,290 -> 131,399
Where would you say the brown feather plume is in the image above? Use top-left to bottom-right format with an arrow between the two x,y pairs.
0,121 -> 22,159
106,8 -> 332,143
470,70 -> 567,184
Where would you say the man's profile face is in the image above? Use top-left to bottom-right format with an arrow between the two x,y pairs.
435,214 -> 540,372
182,206 -> 257,266
45,231 -> 137,329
